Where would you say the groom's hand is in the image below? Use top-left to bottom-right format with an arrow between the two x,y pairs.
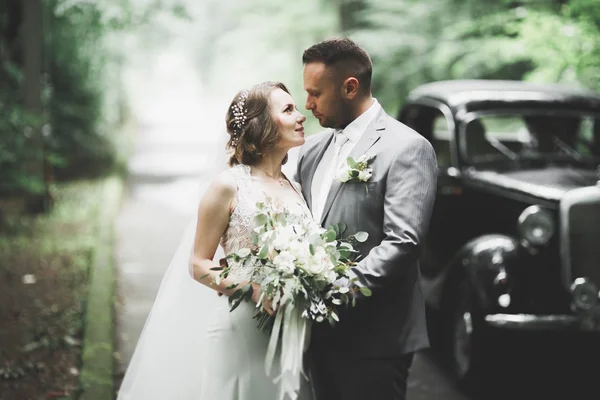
251,282 -> 277,316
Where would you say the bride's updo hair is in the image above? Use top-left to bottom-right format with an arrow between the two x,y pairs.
226,81 -> 290,167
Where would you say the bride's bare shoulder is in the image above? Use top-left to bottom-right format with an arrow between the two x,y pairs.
207,169 -> 238,200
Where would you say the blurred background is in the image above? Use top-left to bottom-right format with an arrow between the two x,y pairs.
1,0 -> 599,399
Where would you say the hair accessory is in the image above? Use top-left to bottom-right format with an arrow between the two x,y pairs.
231,89 -> 249,141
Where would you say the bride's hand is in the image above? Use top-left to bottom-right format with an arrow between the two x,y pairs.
251,282 -> 277,316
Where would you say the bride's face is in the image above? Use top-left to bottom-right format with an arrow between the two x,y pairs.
270,88 -> 306,150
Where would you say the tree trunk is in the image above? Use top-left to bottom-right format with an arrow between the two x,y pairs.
336,0 -> 366,33
21,0 -> 51,213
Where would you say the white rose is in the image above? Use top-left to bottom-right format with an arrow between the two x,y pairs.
273,251 -> 296,274
257,230 -> 274,245
336,166 -> 352,182
307,222 -> 326,236
272,225 -> 296,251
358,168 -> 372,181
288,240 -> 310,265
304,246 -> 333,276
327,270 -> 337,284
292,223 -> 306,237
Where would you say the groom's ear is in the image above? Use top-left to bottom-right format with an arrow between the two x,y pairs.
343,77 -> 359,100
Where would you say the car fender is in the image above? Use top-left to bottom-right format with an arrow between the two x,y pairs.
438,234 -> 521,311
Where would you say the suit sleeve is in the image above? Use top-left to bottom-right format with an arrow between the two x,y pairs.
349,137 -> 438,293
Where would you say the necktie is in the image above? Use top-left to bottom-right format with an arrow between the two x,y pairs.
313,131 -> 349,222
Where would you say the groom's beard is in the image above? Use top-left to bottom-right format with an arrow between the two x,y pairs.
321,104 -> 353,130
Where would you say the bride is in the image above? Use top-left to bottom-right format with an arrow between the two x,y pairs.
117,81 -> 313,399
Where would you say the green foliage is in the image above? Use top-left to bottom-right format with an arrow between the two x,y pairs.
517,6 -> 600,90
0,0 -> 188,194
0,97 -> 45,194
350,0 -> 600,113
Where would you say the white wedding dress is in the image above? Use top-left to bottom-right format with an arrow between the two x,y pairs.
117,164 -> 314,400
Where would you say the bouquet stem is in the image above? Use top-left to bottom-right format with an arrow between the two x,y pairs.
253,309 -> 276,335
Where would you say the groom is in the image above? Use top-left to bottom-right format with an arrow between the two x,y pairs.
294,38 -> 438,400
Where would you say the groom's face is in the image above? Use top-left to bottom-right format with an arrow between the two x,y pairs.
303,62 -> 346,129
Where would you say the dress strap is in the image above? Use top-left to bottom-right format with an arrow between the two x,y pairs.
230,164 -> 253,198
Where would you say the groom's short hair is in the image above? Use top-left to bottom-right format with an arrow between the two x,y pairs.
303,37 -> 373,94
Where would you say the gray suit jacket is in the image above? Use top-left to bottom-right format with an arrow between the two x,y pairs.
295,108 -> 438,357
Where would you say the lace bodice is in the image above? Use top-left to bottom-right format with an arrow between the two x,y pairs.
220,164 -> 311,280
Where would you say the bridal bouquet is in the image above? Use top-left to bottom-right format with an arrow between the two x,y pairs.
218,199 -> 371,332
213,198 -> 370,399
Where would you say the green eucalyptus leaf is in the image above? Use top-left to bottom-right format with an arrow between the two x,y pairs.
243,283 -> 254,296
254,213 -> 268,226
237,248 -> 251,258
276,213 -> 287,224
197,273 -> 210,281
347,157 -> 357,168
308,234 -> 322,246
309,244 -> 316,256
210,266 -> 224,271
332,224 -> 340,236
229,296 -> 244,312
340,293 -> 349,304
338,249 -> 351,259
325,230 -> 336,242
331,311 -> 339,322
258,245 -> 269,259
354,231 -> 369,243
360,287 -> 372,297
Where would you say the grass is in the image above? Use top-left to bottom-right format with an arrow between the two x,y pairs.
0,176 -> 121,400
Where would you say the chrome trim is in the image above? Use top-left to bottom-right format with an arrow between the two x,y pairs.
485,313 -> 600,331
559,186 -> 600,289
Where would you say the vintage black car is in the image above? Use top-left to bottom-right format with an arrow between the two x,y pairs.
397,80 -> 600,387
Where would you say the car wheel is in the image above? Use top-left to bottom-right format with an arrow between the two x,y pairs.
445,277 -> 490,393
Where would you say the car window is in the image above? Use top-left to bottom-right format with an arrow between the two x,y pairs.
463,113 -> 600,166
575,117 -> 598,156
480,116 -> 532,143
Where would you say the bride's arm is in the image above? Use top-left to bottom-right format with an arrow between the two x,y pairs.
191,171 -> 242,295
191,170 -> 275,314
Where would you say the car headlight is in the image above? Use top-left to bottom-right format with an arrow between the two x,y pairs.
517,205 -> 555,246
570,278 -> 598,311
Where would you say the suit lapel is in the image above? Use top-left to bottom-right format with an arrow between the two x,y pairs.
303,130 -> 334,210
319,110 -> 387,225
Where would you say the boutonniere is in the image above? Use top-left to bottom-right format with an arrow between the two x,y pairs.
336,153 -> 376,190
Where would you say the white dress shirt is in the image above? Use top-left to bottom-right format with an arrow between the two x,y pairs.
311,98 -> 381,221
